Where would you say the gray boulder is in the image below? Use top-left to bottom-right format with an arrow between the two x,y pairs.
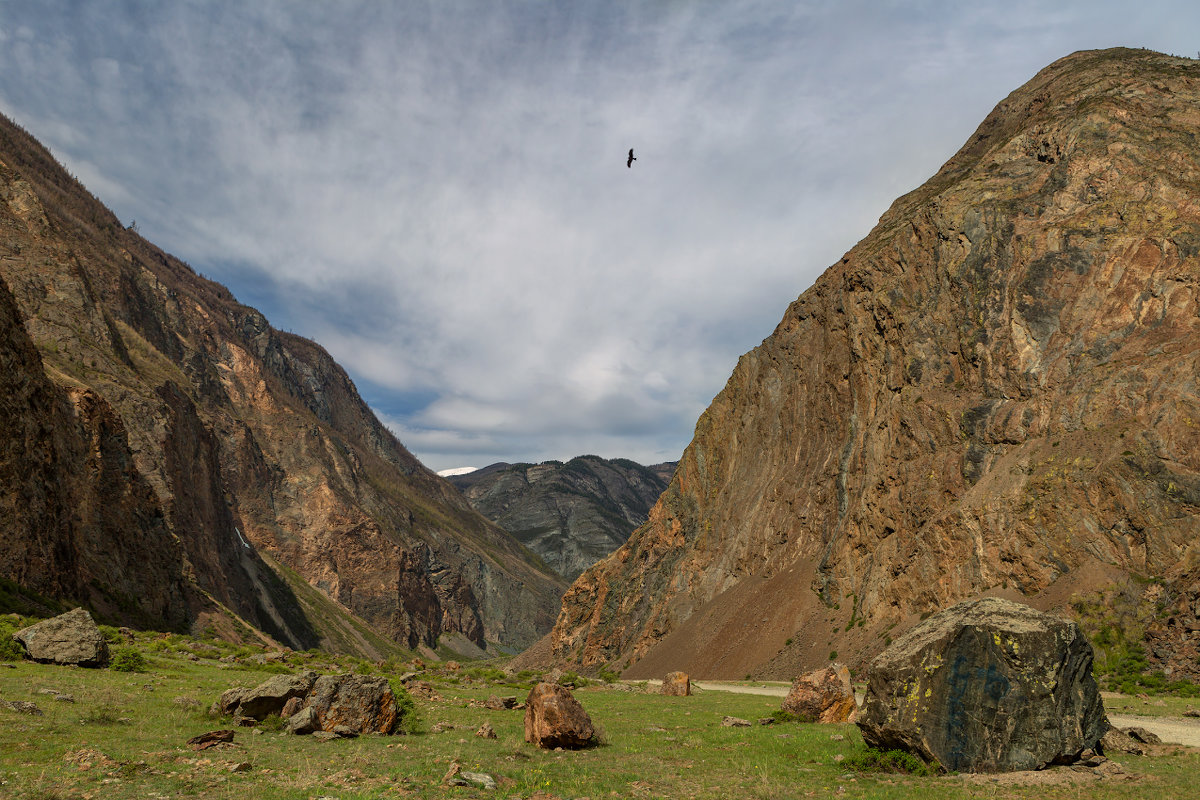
13,608 -> 109,667
857,598 -> 1106,772
235,670 -> 318,720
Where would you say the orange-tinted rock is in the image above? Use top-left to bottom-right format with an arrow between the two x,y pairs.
662,671 -> 690,696
549,48 -> 1200,680
306,674 -> 398,735
781,664 -> 856,723
523,682 -> 594,749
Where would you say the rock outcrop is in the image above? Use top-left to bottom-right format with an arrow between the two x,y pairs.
781,664 -> 857,723
12,608 -> 109,667
450,457 -> 674,580
856,598 -> 1106,772
0,114 -> 564,653
548,48 -> 1200,679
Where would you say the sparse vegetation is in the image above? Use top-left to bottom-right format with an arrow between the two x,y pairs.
109,646 -> 148,673
0,631 -> 1198,799
845,747 -> 939,775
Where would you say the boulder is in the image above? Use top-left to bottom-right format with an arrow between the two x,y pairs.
234,670 -> 318,719
211,687 -> 246,717
484,694 -> 518,710
305,674 -> 399,735
662,671 -> 691,696
781,664 -> 857,723
280,696 -> 303,719
13,608 -> 109,667
524,682 -> 595,749
857,598 -> 1106,773
285,705 -> 319,735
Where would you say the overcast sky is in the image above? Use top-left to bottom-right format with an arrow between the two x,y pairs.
1,2 -> 1198,471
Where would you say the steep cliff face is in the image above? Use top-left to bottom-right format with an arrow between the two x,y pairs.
0,114 -> 563,653
551,48 -> 1200,678
450,456 -> 674,580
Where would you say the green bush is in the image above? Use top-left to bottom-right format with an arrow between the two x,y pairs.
387,680 -> 420,734
557,670 -> 589,688
110,646 -> 148,673
769,709 -> 814,724
0,620 -> 24,661
597,665 -> 621,684
844,747 -> 937,776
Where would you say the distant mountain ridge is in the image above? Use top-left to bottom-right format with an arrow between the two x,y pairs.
0,112 -> 564,656
449,456 -> 675,581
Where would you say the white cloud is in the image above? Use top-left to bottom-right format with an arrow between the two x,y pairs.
4,1 -> 1200,471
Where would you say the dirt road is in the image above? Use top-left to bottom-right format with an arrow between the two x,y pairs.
637,680 -> 1200,747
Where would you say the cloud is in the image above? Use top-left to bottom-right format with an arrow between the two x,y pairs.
3,1 -> 1200,471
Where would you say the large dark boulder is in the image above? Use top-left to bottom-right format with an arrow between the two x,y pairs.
857,598 -> 1106,773
13,608 -> 109,667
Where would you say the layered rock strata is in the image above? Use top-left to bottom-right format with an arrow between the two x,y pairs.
0,114 -> 563,653
549,48 -> 1200,678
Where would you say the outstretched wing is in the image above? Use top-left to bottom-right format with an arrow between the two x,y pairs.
627,148 -> 634,168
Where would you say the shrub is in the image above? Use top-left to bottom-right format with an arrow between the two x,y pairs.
597,665 -> 621,684
557,671 -> 588,689
769,709 -> 814,724
844,747 -> 937,776
110,646 -> 147,673
0,620 -> 24,661
387,680 -> 420,734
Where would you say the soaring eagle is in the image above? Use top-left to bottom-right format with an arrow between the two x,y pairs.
627,148 -> 636,168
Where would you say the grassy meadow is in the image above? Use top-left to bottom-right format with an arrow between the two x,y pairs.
1,626 -> 1199,800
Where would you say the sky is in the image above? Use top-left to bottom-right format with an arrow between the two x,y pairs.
2,1 -> 1199,472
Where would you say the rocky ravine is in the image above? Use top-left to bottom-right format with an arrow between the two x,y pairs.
547,48 -> 1200,680
449,456 -> 675,581
0,113 -> 564,655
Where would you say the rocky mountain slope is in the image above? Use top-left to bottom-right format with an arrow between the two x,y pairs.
0,113 -> 564,655
546,48 -> 1200,680
448,456 -> 675,580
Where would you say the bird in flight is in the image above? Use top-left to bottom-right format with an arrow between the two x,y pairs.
627,148 -> 636,168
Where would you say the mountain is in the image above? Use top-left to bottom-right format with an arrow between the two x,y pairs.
448,456 -> 675,581
0,113 -> 564,656
545,48 -> 1200,680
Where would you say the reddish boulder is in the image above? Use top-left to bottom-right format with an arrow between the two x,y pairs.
524,682 -> 595,749
781,664 -> 857,723
306,674 -> 399,735
662,671 -> 690,697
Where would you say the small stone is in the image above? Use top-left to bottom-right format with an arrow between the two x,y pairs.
332,725 -> 358,738
188,730 -> 234,750
830,733 -> 845,741
459,771 -> 497,790
310,731 -> 339,742
0,699 -> 44,715
721,716 -> 751,727
234,716 -> 257,727
476,722 -> 497,739
229,761 -> 252,773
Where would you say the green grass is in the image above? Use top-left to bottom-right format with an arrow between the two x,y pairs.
0,637 -> 1198,799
